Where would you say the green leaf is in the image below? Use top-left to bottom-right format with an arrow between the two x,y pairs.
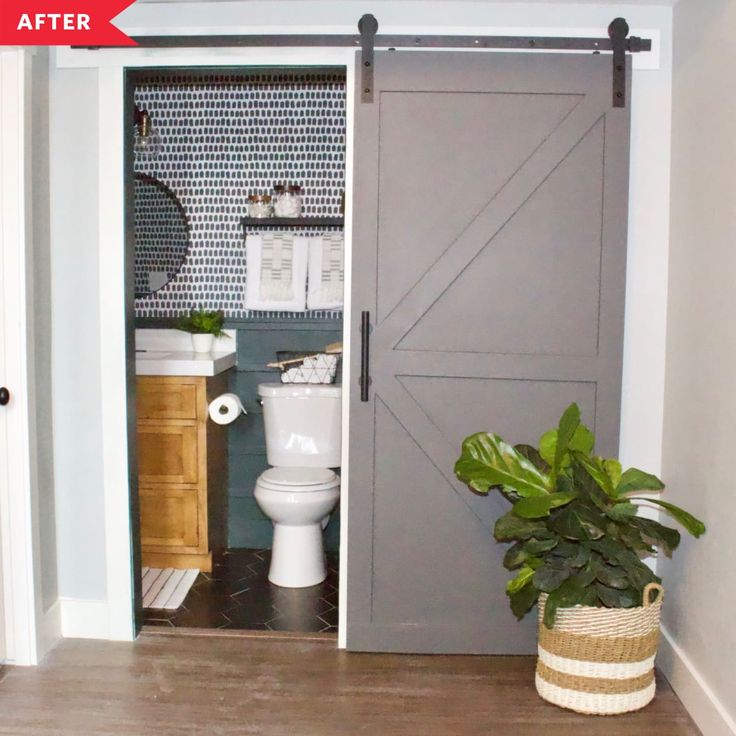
539,430 -> 557,468
575,453 -> 617,497
569,423 -> 595,454
555,474 -> 574,495
503,537 -> 558,570
540,405 -> 588,481
575,505 -> 607,540
593,561 -> 629,589
508,583 -> 539,619
570,543 -> 591,568
455,433 -> 550,497
575,562 -> 597,588
596,584 -> 640,608
606,502 -> 638,521
616,468 -> 665,497
494,512 -> 548,542
604,459 -> 622,489
588,485 -> 612,513
533,561 -> 571,593
543,576 -> 587,628
631,517 -> 681,556
529,538 -> 559,553
630,498 -> 705,538
590,538 -> 625,563
178,307 -> 227,337
615,550 -> 660,590
512,492 -> 576,519
552,541 -> 591,568
551,403 -> 581,482
514,444 -> 549,473
502,542 -> 527,570
580,586 -> 599,606
507,565 -> 535,595
618,525 -> 655,554
549,506 -> 589,540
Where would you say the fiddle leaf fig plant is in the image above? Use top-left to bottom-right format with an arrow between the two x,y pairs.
178,307 -> 228,338
455,404 -> 705,628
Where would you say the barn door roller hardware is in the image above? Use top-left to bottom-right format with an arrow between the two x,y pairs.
354,14 -> 648,108
358,14 -> 378,103
82,14 -> 650,107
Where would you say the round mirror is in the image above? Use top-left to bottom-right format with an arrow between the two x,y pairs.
134,173 -> 191,297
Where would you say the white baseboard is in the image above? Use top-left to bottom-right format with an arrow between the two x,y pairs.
659,626 -> 736,736
59,598 -> 110,640
38,599 -> 61,660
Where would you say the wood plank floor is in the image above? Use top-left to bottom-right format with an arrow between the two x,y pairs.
0,633 -> 701,735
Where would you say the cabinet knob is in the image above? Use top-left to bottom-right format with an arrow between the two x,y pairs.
0,387 -> 9,406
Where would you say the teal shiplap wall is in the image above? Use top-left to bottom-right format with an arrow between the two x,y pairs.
226,318 -> 343,551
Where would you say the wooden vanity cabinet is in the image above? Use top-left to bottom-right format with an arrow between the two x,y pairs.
136,374 -> 229,572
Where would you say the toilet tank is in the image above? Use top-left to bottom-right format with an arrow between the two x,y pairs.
257,383 -> 342,468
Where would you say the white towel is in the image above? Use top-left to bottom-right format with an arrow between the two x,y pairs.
307,234 -> 344,310
245,233 -> 308,312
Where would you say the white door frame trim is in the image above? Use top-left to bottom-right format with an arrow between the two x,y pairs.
69,17 -> 669,647
0,48 -> 42,666
70,25 -> 665,648
98,66 -> 136,641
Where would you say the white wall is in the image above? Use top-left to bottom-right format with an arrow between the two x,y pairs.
658,1 -> 736,734
30,49 -> 58,619
49,67 -> 108,604
49,1 -> 674,643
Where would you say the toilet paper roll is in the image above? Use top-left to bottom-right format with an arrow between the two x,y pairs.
208,393 -> 247,425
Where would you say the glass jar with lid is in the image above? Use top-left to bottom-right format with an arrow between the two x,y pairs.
246,194 -> 273,219
273,183 -> 303,218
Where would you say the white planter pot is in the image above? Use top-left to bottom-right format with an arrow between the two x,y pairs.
191,333 -> 215,353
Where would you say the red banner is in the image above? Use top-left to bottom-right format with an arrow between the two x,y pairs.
0,0 -> 137,46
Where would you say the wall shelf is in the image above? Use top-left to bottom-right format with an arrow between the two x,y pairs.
240,216 -> 344,231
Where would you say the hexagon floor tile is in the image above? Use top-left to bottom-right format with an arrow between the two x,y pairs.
143,548 -> 339,633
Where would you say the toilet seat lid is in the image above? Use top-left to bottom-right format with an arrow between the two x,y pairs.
259,467 -> 337,488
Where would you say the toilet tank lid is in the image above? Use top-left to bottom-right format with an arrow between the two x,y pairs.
261,467 -> 337,486
257,382 -> 342,399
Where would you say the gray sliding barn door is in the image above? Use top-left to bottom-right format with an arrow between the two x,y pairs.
347,51 -> 631,653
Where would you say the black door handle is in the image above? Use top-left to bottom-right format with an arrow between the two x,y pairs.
0,387 -> 9,406
360,311 -> 371,402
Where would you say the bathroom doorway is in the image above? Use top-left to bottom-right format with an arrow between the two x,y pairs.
125,66 -> 347,637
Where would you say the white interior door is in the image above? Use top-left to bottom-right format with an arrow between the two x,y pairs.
0,133 -> 6,662
0,48 -> 40,666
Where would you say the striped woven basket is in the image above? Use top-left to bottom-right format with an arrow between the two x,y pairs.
536,583 -> 664,715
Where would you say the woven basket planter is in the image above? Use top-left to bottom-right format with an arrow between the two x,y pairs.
536,583 -> 664,715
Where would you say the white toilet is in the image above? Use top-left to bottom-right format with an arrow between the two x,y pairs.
254,383 -> 341,588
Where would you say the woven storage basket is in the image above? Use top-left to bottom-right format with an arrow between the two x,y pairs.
536,583 -> 664,715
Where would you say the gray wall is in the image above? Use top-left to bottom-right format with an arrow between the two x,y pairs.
659,0 -> 736,731
30,49 -> 58,612
225,319 -> 342,551
49,67 -> 107,601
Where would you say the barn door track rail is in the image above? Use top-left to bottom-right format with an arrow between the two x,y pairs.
82,14 -> 650,108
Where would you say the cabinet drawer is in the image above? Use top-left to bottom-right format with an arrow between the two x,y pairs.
137,381 -> 198,420
137,422 -> 199,484
140,486 -> 199,548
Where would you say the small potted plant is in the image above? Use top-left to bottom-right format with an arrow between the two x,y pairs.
455,403 -> 705,716
177,307 -> 227,353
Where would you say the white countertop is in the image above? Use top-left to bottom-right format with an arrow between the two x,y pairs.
135,328 -> 237,377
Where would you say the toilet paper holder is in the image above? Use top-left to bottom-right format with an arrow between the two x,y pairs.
208,393 -> 247,425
